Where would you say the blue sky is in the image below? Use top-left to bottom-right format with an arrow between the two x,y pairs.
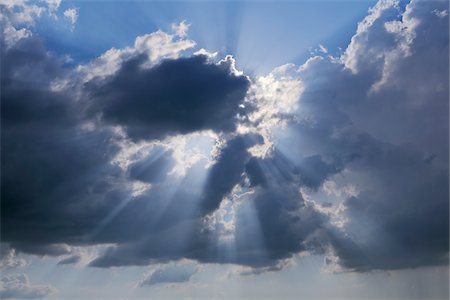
37,1 -> 377,73
1,0 -> 449,299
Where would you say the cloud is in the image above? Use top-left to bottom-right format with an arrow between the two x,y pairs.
87,54 -> 250,141
63,8 -> 78,28
44,0 -> 61,15
199,133 -> 263,215
1,34 -> 126,253
0,245 -> 28,269
128,147 -> 175,183
139,264 -> 198,286
76,22 -> 196,81
275,0 -> 449,271
0,0 -> 447,275
0,0 -> 66,48
171,21 -> 190,38
0,274 -> 56,299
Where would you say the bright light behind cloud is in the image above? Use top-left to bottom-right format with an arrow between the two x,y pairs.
0,0 -> 448,299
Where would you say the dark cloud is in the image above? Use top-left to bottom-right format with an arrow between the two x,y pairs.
1,35 -> 126,252
199,133 -> 263,215
8,243 -> 71,257
1,38 -> 75,129
336,137 -> 449,270
128,148 -> 175,183
87,54 -> 250,141
87,137 -> 328,269
57,255 -> 81,265
1,14 -> 328,273
233,184 -> 327,266
245,150 -> 341,190
1,0 -> 447,276
245,150 -> 295,188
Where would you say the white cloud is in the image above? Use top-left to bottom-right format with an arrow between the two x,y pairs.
0,0 -> 66,48
63,8 -> 78,28
341,0 -> 400,74
0,274 -> 56,299
6,3 -> 45,25
370,2 -> 419,92
171,20 -> 190,37
77,22 -> 196,82
0,245 -> 28,270
318,44 -> 328,54
2,24 -> 31,48
44,0 -> 61,15
244,63 -> 304,157
134,29 -> 195,64
194,48 -> 218,59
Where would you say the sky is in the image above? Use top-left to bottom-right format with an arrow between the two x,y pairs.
0,0 -> 449,299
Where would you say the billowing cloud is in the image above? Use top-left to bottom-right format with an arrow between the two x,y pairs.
274,0 -> 449,271
0,0 -> 448,276
199,133 -> 263,215
76,22 -> 196,82
87,54 -> 250,141
1,34 -> 126,253
0,0 -> 65,48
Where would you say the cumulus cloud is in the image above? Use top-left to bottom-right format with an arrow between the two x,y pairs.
199,133 -> 263,215
0,0 -> 67,48
275,0 -> 449,270
0,274 -> 56,299
1,34 -> 126,253
2,8 -> 256,271
76,22 -> 196,81
0,0 -> 448,276
87,54 -> 250,141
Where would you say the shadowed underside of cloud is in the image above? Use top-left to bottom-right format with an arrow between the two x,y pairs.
57,255 -> 81,265
87,54 -> 250,141
139,264 -> 198,286
0,0 -> 448,276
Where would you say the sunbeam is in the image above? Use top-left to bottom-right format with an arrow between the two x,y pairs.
1,0 -> 448,298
